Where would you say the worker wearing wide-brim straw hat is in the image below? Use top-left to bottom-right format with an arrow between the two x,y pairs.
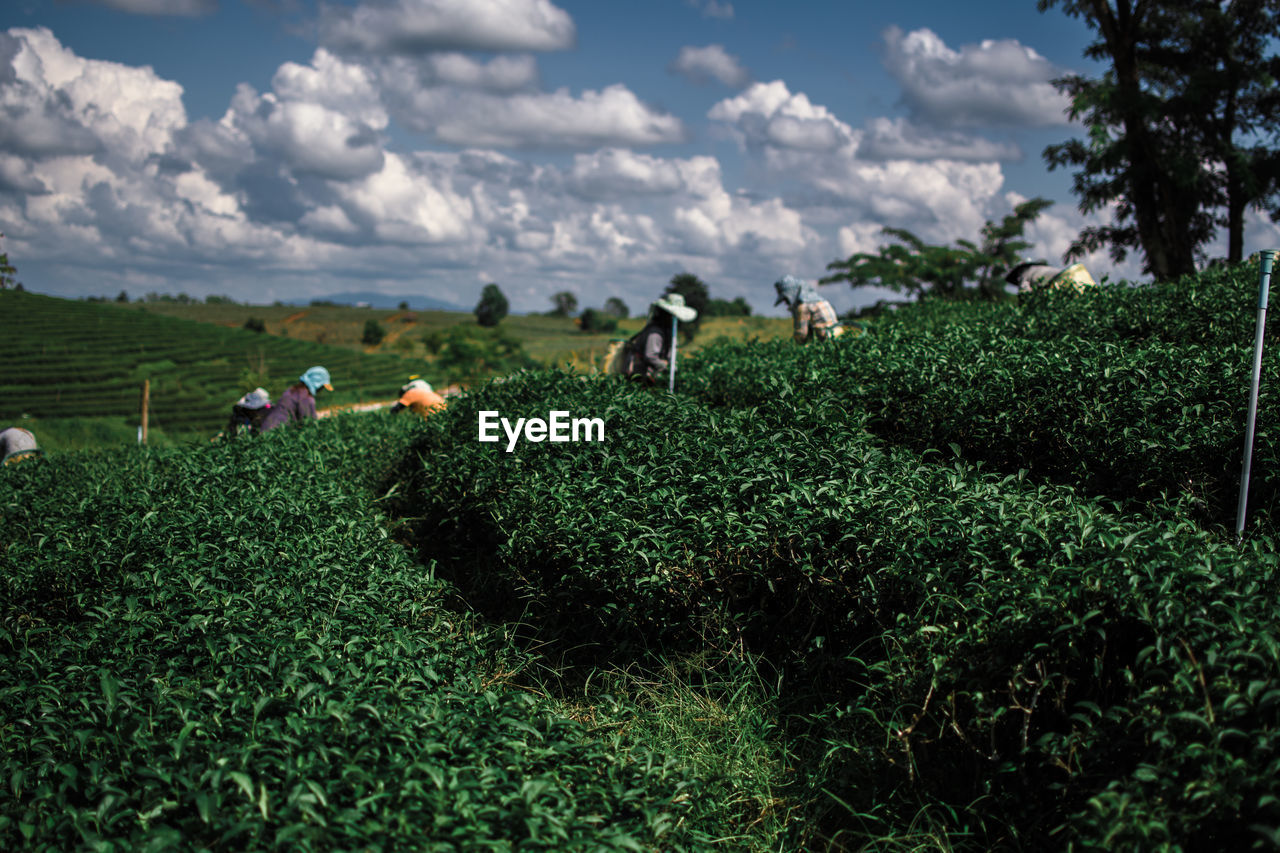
620,293 -> 698,383
260,366 -> 332,431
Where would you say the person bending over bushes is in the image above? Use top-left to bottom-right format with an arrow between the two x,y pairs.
260,366 -> 331,431
774,275 -> 844,343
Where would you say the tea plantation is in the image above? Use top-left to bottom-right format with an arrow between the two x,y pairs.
5,260 -> 1280,849
0,290 -> 422,438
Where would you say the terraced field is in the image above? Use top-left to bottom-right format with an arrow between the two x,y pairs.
1,291 -> 425,438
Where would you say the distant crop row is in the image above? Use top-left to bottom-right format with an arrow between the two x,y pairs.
1,291 -> 423,435
0,412 -> 712,850
389,371 -> 1280,849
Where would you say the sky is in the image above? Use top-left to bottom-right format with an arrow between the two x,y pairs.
4,0 -> 1280,317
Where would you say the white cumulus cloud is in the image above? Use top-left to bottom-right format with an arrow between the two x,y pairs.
320,0 -> 576,55
883,26 -> 1073,127
391,83 -> 686,148
709,80 -> 858,152
669,44 -> 749,87
858,117 -> 1020,162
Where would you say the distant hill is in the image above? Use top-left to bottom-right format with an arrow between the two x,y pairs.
0,290 -> 422,437
294,291 -> 465,311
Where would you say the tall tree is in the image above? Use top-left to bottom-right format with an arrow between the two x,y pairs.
821,198 -> 1053,299
474,283 -> 509,327
0,234 -> 18,291
1162,0 -> 1280,262
550,291 -> 578,317
603,296 -> 630,318
663,272 -> 710,340
1040,0 -> 1280,277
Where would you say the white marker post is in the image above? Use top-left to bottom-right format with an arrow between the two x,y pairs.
668,314 -> 679,393
1236,249 -> 1278,539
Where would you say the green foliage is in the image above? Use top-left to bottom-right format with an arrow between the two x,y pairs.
360,318 -> 385,346
577,307 -> 618,334
204,294 -> 236,305
1039,0 -> 1280,275
0,234 -> 19,291
242,317 -> 266,334
0,290 -> 421,437
475,283 -> 509,327
664,273 -> 710,340
604,297 -> 630,319
550,291 -> 578,318
389,367 -> 1280,849
13,258 -> 1280,850
421,323 -> 536,383
822,197 -> 1052,299
704,296 -> 752,317
0,414 -> 714,850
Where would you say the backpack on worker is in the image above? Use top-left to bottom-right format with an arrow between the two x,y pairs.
605,331 -> 647,377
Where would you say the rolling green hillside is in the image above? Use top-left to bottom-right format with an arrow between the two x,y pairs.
0,290 -> 427,440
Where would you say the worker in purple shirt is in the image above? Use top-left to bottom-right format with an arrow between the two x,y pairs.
260,366 -> 332,432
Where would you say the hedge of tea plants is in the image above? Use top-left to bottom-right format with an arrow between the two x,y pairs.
681,318 -> 1278,532
879,258 -> 1266,348
388,370 -> 1280,850
0,412 -> 717,850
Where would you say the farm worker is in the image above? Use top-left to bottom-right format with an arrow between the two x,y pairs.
259,366 -> 332,432
774,275 -> 844,343
1,427 -> 40,465
1005,261 -> 1097,294
620,293 -> 698,384
226,387 -> 272,436
391,378 -> 446,416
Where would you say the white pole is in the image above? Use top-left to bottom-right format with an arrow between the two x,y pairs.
1236,249 -> 1277,538
668,315 -> 679,393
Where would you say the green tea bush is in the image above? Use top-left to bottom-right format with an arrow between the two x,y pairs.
0,412 -> 710,850
681,325 -> 1278,532
877,259 -> 1266,350
387,369 -> 1280,849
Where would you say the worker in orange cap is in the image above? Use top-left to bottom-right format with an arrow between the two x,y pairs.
391,377 -> 446,416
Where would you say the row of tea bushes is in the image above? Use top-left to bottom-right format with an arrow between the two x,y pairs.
0,413 -> 712,850
877,259 -> 1266,348
390,371 -> 1280,849
682,325 -> 1275,532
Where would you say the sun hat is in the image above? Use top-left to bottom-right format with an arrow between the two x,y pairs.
236,387 -> 271,409
653,292 -> 698,323
301,366 -> 333,395
775,275 -> 823,306
402,378 -> 433,394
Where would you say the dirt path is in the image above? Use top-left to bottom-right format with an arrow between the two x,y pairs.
316,385 -> 463,418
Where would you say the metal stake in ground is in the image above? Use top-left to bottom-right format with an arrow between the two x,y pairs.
668,314 -> 679,393
1236,249 -> 1278,538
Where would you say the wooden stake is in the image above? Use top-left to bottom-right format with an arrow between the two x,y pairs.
141,378 -> 150,445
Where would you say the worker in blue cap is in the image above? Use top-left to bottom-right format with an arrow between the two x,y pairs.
260,366 -> 332,431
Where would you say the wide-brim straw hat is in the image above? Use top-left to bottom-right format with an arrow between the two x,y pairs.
653,293 -> 697,323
